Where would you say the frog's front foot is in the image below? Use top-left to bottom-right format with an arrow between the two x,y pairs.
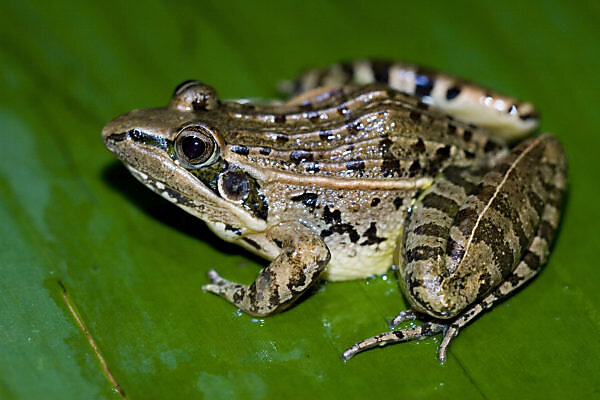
202,269 -> 244,297
202,224 -> 330,317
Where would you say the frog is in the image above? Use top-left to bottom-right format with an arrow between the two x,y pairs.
102,60 -> 567,362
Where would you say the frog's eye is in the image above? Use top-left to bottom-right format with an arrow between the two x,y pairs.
170,81 -> 219,112
175,126 -> 219,168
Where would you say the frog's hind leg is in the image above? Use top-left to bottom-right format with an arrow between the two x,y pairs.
436,152 -> 566,361
281,60 -> 538,140
343,187 -> 563,362
341,321 -> 445,361
343,134 -> 566,362
342,242 -> 544,363
202,224 -> 330,317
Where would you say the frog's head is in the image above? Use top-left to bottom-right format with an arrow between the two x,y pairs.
102,81 -> 269,236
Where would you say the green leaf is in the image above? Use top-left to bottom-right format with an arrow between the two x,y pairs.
1,1 -> 599,399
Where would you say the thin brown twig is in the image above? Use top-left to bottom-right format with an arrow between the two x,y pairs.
59,282 -> 126,398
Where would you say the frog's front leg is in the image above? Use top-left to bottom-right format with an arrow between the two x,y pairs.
344,134 -> 567,361
203,223 -> 330,317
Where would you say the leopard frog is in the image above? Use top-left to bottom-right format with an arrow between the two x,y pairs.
102,60 -> 567,362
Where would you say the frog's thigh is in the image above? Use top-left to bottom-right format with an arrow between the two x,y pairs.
203,224 -> 330,317
281,59 -> 538,140
436,174 -> 566,361
402,134 -> 567,319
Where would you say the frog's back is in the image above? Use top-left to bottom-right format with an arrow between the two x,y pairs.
216,84 -> 506,185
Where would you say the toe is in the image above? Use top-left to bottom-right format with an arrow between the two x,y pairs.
207,269 -> 221,282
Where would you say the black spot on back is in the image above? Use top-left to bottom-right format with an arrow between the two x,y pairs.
323,206 -> 342,224
393,197 -> 403,210
290,150 -> 314,164
346,160 -> 365,170
320,130 -> 333,141
360,222 -> 386,246
409,160 -> 421,177
321,225 -> 360,243
381,158 -> 400,177
291,192 -> 319,210
380,138 -> 393,154
230,145 -> 249,156
305,162 -> 321,173
276,134 -> 289,143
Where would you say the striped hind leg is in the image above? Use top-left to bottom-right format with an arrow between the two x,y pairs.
342,134 -> 566,362
437,177 -> 565,362
342,321 -> 445,361
342,191 -> 564,362
281,59 -> 538,140
342,217 -> 552,363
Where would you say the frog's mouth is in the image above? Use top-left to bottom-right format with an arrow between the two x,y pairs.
103,127 -> 268,233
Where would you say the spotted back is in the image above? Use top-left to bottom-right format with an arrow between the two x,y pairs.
215,84 -> 507,184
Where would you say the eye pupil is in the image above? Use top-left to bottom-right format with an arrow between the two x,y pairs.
181,135 -> 207,160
